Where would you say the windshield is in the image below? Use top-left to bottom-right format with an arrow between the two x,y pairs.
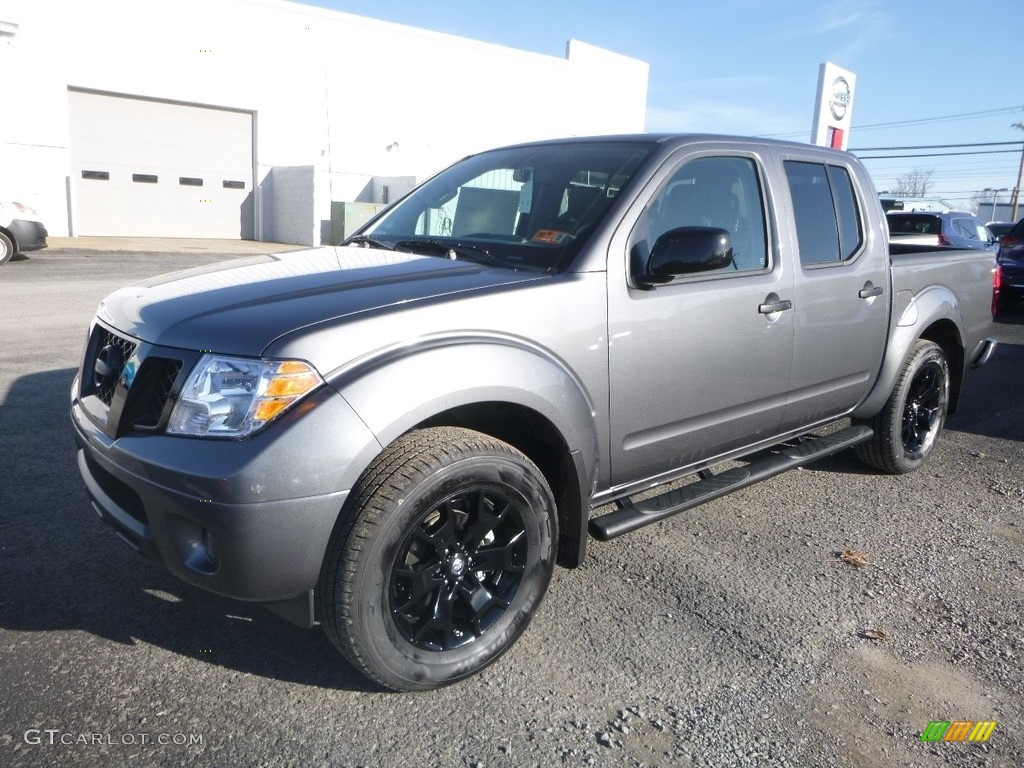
350,141 -> 654,272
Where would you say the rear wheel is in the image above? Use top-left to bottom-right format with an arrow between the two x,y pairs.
855,340 -> 949,474
318,427 -> 557,691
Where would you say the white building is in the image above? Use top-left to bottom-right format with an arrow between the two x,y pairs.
0,0 -> 649,245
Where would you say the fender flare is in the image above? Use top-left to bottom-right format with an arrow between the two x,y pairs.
326,333 -> 602,563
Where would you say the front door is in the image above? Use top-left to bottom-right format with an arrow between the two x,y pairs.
607,150 -> 795,488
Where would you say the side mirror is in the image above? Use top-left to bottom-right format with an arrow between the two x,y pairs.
638,227 -> 734,287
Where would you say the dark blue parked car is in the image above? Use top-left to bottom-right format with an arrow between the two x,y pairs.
996,218 -> 1024,313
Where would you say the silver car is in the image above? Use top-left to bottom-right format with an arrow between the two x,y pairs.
887,211 -> 998,251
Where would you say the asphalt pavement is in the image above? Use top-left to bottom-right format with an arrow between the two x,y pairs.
1,245 -> 1022,768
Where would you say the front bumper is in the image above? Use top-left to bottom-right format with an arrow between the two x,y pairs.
8,219 -> 48,251
71,379 -> 382,619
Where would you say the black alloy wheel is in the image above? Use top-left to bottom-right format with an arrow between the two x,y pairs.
855,339 -> 949,474
390,487 -> 528,652
901,358 -> 944,460
318,426 -> 557,691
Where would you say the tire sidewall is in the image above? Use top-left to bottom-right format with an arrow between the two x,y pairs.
347,453 -> 555,690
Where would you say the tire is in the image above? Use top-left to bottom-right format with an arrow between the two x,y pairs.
855,340 -> 949,474
0,231 -> 14,265
318,426 -> 557,691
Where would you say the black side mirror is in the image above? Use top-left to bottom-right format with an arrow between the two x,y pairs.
638,227 -> 734,287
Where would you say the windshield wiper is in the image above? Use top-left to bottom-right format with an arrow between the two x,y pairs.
347,235 -> 406,251
394,239 -> 497,267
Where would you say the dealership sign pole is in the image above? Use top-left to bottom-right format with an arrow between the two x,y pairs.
811,62 -> 856,151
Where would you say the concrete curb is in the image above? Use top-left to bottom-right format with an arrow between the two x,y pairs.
45,236 -> 307,255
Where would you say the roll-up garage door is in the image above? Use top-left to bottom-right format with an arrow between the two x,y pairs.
69,90 -> 254,239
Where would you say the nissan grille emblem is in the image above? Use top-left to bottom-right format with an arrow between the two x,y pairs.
93,344 -> 123,391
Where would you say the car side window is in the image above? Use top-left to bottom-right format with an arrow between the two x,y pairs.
648,155 -> 768,273
784,161 -> 864,265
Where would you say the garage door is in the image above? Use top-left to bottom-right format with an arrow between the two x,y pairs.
69,90 -> 254,239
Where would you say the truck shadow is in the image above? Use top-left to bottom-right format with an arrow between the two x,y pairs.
0,367 -> 378,692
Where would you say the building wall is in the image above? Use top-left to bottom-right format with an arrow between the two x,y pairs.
977,202 -> 1021,224
0,0 -> 649,244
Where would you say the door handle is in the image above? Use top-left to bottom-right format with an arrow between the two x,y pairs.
858,283 -> 884,299
758,299 -> 793,314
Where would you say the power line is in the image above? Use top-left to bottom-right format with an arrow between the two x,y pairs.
760,105 -> 1024,139
856,149 -> 1020,160
849,106 -> 1023,132
851,140 -> 1022,151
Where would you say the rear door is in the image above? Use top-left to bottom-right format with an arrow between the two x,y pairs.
779,155 -> 889,429
606,145 -> 794,487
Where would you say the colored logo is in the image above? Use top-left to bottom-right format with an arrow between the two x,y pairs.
921,721 -> 997,742
829,77 -> 851,121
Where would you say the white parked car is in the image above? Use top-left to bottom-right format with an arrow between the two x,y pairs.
0,200 -> 48,264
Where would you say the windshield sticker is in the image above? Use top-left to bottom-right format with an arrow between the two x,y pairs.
518,177 -> 533,214
531,229 -> 573,245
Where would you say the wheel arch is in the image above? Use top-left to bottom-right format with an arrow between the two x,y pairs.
917,318 -> 964,414
330,341 -> 601,568
415,401 -> 589,567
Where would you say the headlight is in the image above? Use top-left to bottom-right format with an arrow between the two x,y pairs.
167,355 -> 324,438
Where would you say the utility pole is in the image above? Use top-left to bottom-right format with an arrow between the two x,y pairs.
1011,122 -> 1024,221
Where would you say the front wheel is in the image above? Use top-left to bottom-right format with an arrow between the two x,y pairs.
318,427 -> 557,691
855,340 -> 949,474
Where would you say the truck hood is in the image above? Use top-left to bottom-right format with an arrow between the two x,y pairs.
97,246 -> 547,355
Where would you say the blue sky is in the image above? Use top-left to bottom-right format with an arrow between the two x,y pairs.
308,0 -> 1024,214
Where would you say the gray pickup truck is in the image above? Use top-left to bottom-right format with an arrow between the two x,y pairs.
71,134 -> 997,691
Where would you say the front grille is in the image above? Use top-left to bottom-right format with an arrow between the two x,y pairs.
88,327 -> 138,406
81,323 -> 192,436
122,358 -> 183,430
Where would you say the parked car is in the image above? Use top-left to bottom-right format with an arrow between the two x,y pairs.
878,196 -> 951,213
996,218 -> 1024,312
887,211 -> 998,251
72,134 -> 997,691
0,200 -> 48,264
986,221 -> 1016,240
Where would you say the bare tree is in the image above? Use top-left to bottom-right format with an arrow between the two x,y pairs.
891,169 -> 935,197
969,189 -> 988,215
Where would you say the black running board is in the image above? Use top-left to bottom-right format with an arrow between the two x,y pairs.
588,425 -> 873,542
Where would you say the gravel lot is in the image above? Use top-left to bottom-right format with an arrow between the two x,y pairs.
2,248 -> 1023,768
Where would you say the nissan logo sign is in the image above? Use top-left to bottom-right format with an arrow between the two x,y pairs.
829,77 -> 851,121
